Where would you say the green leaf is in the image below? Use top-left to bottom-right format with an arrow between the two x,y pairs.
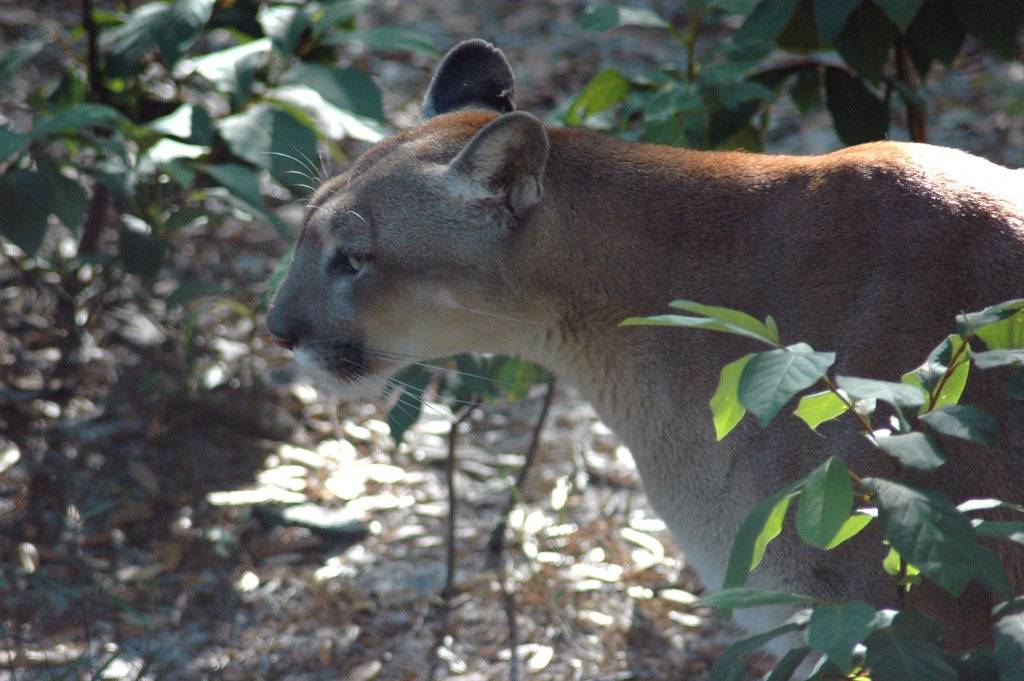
824,66 -> 889,145
864,610 -> 957,681
813,0 -> 862,42
709,614 -> 808,681
668,300 -> 780,343
565,68 -> 631,126
579,4 -> 671,31
37,160 -> 88,232
794,390 -> 848,430
881,546 -> 921,580
806,601 -> 876,672
621,313 -> 777,344
833,2 -> 896,84
797,457 -> 854,548
875,432 -> 946,470
824,512 -> 874,549
710,354 -> 754,440
789,65 -> 822,112
283,62 -> 385,121
104,0 -> 215,78
146,138 -> 208,164
956,299 -> 1024,336
32,104 -> 124,139
0,127 -> 27,159
973,520 -> 1024,545
257,3 -> 309,52
0,169 -> 49,254
696,587 -> 819,610
738,343 -> 836,426
901,334 -> 970,409
167,279 -> 222,308
189,37 -> 272,103
324,26 -> 441,56
199,164 -> 289,238
386,365 -> 432,445
874,0 -> 927,31
724,483 -> 801,588
734,0 -> 801,46
267,84 -> 386,143
972,349 -> 1024,369
764,647 -> 811,681
919,405 -> 998,446
216,104 -> 319,194
0,40 -> 43,89
494,358 -> 548,401
977,309 -> 1024,350
863,478 -> 1002,596
952,0 -> 1024,59
146,103 -> 213,145
835,375 -> 925,409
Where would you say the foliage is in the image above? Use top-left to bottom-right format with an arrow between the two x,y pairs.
566,1 -> 1024,148
626,299 -> 1024,679
0,0 -> 422,312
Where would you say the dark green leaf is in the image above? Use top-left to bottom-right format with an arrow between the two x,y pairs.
994,604 -> 1024,681
764,647 -> 810,681
875,432 -> 946,470
806,601 -> 876,672
734,0 -> 801,46
813,0 -> 862,42
724,482 -> 801,588
323,26 -> 441,56
863,478 -> 1000,596
738,343 -> 836,426
864,610 -> 957,681
0,40 -> 43,88
579,4 -> 671,31
167,279 -> 222,308
37,160 -> 88,232
0,127 -> 27,159
199,163 -> 263,208
267,84 -> 386,143
695,587 -> 819,609
907,0 -> 965,68
566,68 -> 631,126
32,104 -> 124,139
0,169 -> 49,254
789,65 -> 822,112
119,220 -> 167,277
710,615 -> 808,681
874,0 -> 927,31
833,3 -> 895,84
386,365 -> 432,445
973,520 -> 1024,545
953,0 -> 1024,58
1010,369 -> 1024,400
104,0 -> 215,78
919,405 -> 998,446
972,349 -> 1024,369
824,66 -> 889,144
216,104 -> 319,194
797,457 -> 854,547
836,375 -> 925,409
283,62 -> 385,121
710,354 -> 754,441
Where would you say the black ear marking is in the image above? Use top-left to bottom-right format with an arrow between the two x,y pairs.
422,39 -> 515,119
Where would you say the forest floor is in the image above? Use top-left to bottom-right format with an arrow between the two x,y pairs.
3,1 -> 1024,680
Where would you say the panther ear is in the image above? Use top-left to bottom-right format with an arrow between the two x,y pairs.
422,39 -> 515,118
446,111 -> 548,217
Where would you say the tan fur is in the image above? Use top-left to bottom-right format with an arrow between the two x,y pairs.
270,105 -> 1024,651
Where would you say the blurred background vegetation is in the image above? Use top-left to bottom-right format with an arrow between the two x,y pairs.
1,1 -> 1022,679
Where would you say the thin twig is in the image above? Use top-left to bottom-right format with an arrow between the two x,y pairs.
428,399 -> 479,681
487,377 -> 557,557
496,551 -> 520,681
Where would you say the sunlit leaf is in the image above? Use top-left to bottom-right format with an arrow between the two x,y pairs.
696,587 -> 818,609
710,354 -> 754,440
565,68 -> 630,126
724,483 -> 801,588
794,390 -> 848,430
797,457 -> 853,548
579,4 -> 671,31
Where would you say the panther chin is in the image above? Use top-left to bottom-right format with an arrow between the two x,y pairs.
292,346 -> 402,402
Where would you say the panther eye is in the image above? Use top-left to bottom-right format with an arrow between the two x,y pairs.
327,249 -> 366,276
